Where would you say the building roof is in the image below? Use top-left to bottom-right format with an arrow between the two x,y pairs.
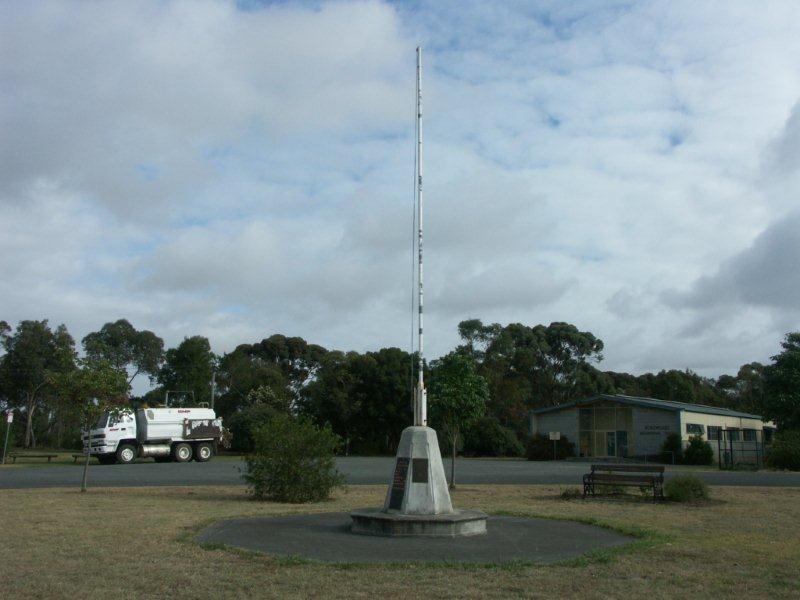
531,394 -> 764,420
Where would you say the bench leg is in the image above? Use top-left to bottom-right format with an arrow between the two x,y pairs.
654,482 -> 663,502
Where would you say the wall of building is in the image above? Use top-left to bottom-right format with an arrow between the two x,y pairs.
679,411 -> 769,464
531,401 -> 772,461
631,407 -> 680,457
532,408 -> 579,452
678,411 -> 765,441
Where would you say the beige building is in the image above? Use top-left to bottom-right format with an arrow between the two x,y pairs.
530,394 -> 775,462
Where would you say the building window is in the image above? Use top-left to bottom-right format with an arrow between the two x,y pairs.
579,408 -> 593,430
764,428 -> 775,444
743,429 -> 757,442
707,426 -> 721,441
686,423 -> 704,436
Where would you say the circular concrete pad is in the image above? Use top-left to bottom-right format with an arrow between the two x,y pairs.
197,512 -> 632,564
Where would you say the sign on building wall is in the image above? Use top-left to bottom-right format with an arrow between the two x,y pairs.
639,424 -> 670,436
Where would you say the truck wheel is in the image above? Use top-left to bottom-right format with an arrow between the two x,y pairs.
173,442 -> 193,462
195,442 -> 213,462
116,444 -> 137,464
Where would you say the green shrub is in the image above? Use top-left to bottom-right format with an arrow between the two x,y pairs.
227,403 -> 279,453
463,416 -> 525,457
683,435 -> 714,465
766,430 -> 800,470
243,413 -> 345,503
660,432 -> 683,464
664,475 -> 709,502
226,386 -> 292,453
526,433 -> 575,460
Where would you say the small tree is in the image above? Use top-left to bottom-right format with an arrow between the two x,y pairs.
243,413 -> 344,503
683,435 -> 714,465
660,433 -> 683,464
428,353 -> 488,489
765,430 -> 800,470
51,360 -> 128,491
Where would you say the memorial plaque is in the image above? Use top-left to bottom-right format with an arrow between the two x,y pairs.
388,457 -> 409,510
411,458 -> 429,483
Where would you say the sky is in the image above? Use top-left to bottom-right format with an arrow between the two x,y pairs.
2,0 -> 800,394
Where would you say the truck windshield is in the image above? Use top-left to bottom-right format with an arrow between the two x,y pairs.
93,413 -> 109,429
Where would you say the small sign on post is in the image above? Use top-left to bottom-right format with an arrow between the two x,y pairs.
549,431 -> 560,461
2,409 -> 13,465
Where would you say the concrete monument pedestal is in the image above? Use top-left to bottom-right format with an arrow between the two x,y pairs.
350,426 -> 487,537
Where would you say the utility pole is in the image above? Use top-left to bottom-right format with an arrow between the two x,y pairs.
210,370 -> 216,410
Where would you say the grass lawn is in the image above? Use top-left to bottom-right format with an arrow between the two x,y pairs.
0,485 -> 797,599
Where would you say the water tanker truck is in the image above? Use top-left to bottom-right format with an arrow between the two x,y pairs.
83,407 -> 224,464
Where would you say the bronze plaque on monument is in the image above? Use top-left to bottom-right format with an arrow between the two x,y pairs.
411,458 -> 429,483
388,457 -> 409,510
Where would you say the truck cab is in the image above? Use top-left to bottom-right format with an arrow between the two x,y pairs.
84,410 -> 137,464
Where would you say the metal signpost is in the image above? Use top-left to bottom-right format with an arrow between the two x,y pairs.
2,409 -> 13,465
549,431 -> 560,461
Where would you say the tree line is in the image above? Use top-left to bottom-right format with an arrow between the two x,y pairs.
1,317 -> 798,453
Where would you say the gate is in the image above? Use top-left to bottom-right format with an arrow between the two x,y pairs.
716,429 -> 766,469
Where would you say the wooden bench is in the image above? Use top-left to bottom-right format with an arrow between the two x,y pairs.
8,452 -> 59,463
583,464 -> 665,501
72,453 -> 90,463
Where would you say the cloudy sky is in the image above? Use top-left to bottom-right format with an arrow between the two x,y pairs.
3,0 -> 800,391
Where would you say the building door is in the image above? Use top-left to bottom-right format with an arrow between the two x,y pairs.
606,431 -> 616,457
617,431 -> 628,458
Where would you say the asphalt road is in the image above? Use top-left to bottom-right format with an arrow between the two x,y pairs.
2,457 -> 799,489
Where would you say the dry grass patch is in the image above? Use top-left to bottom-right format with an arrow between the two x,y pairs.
0,485 -> 797,599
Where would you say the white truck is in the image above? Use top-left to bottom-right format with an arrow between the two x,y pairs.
83,407 -> 224,465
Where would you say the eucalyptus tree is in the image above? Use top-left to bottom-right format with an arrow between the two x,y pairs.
763,333 -> 800,430
0,320 -> 76,447
158,336 -> 216,406
82,319 -> 164,386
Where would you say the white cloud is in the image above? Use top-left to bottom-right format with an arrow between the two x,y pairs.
3,0 -> 800,386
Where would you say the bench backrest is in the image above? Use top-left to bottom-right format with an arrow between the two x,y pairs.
590,464 -> 664,475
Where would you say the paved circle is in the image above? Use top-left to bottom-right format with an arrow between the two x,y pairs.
196,512 -> 633,564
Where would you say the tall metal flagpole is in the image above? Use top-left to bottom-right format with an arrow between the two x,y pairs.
352,45 -> 486,532
414,46 -> 427,427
